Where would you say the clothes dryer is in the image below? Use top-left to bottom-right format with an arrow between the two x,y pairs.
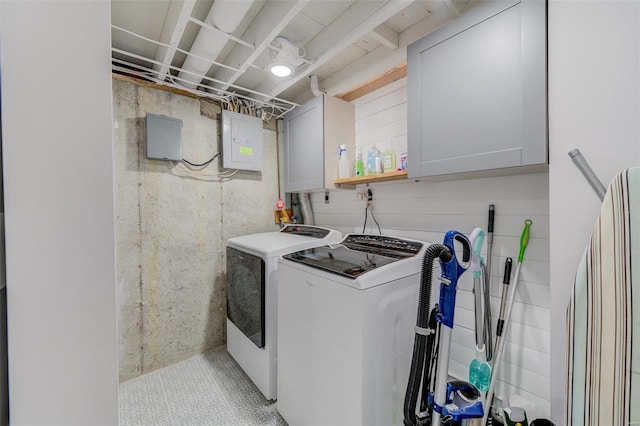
226,225 -> 342,400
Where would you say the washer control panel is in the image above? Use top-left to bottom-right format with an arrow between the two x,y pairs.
342,234 -> 423,258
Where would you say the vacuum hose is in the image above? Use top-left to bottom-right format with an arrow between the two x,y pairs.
404,243 -> 452,426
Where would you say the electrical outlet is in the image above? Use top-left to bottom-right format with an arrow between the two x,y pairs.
356,188 -> 374,202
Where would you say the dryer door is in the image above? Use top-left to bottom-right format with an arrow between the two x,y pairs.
226,247 -> 265,348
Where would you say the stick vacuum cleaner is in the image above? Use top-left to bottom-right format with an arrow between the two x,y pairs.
403,230 -> 484,426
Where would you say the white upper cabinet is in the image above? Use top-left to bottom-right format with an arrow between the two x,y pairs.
283,95 -> 355,192
407,0 -> 547,178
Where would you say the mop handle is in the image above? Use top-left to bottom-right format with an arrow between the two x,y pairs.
483,205 -> 495,362
495,258 -> 513,339
482,220 -> 532,426
483,261 -> 523,425
488,205 -> 495,234
485,205 -> 495,286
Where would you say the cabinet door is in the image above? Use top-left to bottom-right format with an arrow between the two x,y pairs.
283,96 -> 324,192
407,0 -> 546,178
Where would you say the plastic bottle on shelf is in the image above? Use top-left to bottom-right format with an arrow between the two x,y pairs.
338,144 -> 350,179
355,149 -> 364,177
383,149 -> 396,173
366,145 -> 381,175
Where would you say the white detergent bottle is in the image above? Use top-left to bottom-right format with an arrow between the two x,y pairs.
338,144 -> 350,179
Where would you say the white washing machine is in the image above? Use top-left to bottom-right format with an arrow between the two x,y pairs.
277,234 -> 429,426
226,225 -> 342,401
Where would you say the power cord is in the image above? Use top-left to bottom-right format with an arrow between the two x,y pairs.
362,188 -> 382,235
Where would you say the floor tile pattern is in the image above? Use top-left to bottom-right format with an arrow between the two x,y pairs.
120,348 -> 287,426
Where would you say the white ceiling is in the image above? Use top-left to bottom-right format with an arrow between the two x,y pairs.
111,0 -> 480,117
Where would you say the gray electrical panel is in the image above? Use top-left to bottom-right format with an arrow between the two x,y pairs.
146,113 -> 183,161
222,109 -> 263,171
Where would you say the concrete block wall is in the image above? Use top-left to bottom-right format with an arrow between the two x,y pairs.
113,80 -> 279,381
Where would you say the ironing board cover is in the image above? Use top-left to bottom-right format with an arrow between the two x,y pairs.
565,167 -> 640,425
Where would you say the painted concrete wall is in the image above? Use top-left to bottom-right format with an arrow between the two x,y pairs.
0,1 -> 119,424
113,80 -> 280,381
548,1 -> 640,422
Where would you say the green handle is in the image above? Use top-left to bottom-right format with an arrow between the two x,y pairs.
518,219 -> 533,263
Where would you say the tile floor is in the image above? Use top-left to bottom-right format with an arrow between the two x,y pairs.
119,348 -> 287,426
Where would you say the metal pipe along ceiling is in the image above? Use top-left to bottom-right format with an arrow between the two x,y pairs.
178,0 -> 255,89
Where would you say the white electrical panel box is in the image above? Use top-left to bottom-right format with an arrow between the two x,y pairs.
222,109 -> 263,171
146,113 -> 183,161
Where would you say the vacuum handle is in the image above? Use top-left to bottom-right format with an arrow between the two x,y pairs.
455,234 -> 471,263
488,205 -> 495,233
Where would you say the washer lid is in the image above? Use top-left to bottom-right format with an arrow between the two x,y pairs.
226,225 -> 342,257
282,234 -> 424,279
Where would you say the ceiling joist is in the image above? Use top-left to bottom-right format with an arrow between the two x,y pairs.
370,23 -> 399,50
256,0 -> 413,99
153,0 -> 197,78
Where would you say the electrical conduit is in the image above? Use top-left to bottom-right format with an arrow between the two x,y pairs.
298,192 -> 314,225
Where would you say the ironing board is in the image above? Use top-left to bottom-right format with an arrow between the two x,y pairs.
566,166 -> 640,425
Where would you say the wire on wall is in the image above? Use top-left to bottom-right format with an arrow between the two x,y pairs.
182,152 -> 221,168
362,188 -> 382,235
169,160 -> 239,182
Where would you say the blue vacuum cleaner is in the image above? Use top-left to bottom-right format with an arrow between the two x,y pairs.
403,230 -> 484,426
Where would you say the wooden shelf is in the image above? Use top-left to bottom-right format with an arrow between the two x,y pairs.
333,170 -> 408,188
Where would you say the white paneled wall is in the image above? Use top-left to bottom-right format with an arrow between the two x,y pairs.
355,78 -> 408,171
311,78 -> 551,418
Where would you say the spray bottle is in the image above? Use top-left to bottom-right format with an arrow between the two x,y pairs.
338,144 -> 350,179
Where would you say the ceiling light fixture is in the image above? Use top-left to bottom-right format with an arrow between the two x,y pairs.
270,62 -> 293,78
269,37 -> 304,78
